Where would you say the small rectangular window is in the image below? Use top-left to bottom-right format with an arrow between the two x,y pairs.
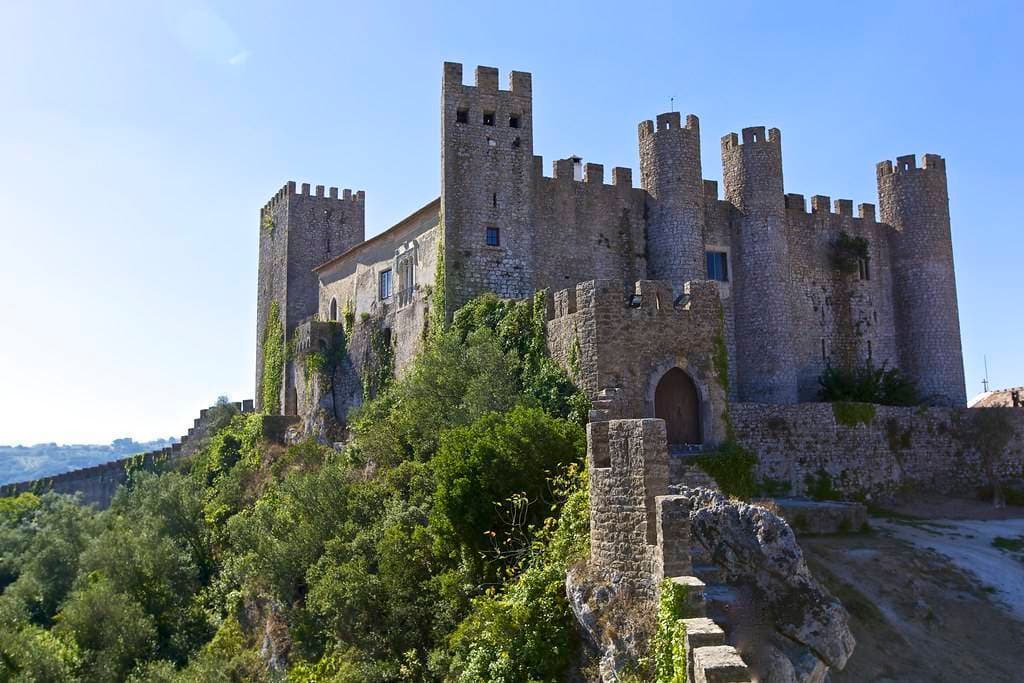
485,227 -> 500,247
706,251 -> 729,282
483,111 -> 495,126
378,269 -> 393,300
509,114 -> 520,128
858,257 -> 870,281
456,108 -> 469,124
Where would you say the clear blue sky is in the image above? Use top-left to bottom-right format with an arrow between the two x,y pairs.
1,0 -> 1021,445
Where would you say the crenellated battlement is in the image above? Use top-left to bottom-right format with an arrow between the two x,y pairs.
638,112 -> 700,139
721,125 -> 782,150
443,61 -> 532,97
532,155 -> 634,188
783,192 -> 876,222
262,181 -> 366,214
546,278 -> 720,322
876,153 -> 946,179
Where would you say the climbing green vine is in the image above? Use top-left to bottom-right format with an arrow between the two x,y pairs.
361,318 -> 394,401
654,579 -> 691,682
429,215 -> 447,339
261,301 -> 284,414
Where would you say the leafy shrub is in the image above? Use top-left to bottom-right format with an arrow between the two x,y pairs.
432,406 -> 584,572
694,442 -> 758,500
818,362 -> 918,406
446,464 -> 589,682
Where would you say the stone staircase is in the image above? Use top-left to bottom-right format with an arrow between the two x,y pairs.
666,574 -> 753,683
668,446 -> 721,491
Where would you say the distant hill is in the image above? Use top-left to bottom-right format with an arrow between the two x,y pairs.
0,437 -> 177,485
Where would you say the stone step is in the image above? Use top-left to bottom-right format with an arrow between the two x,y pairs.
668,575 -> 707,618
693,562 -> 724,584
692,645 -> 754,683
682,617 -> 727,683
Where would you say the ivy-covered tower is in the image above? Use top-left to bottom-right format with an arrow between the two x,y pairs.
255,182 -> 365,414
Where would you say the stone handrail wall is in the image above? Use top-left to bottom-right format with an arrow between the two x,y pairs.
0,400 -> 262,508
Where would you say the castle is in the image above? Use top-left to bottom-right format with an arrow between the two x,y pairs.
256,61 -> 966,431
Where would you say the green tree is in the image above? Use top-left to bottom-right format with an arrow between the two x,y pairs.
54,575 -> 156,681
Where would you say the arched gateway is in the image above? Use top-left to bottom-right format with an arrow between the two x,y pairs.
654,367 -> 702,445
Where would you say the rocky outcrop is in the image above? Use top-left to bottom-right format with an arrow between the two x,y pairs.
566,563 -> 654,681
673,486 -> 855,681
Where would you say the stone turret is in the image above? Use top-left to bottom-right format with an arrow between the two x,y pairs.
256,182 -> 365,414
721,127 -> 798,404
877,154 -> 965,406
639,112 -> 706,284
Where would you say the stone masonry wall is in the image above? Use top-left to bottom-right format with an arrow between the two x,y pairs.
731,402 -> 1024,500
531,159 -> 647,294
588,418 -> 669,597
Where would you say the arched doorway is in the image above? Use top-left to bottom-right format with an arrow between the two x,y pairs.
654,368 -> 701,445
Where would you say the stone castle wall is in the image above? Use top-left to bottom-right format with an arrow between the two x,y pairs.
731,402 -> 1024,499
0,401 -> 299,509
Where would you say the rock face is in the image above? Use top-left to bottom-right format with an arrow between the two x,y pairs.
675,486 -> 856,679
566,563 -> 654,681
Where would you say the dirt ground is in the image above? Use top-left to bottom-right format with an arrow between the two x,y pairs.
800,497 -> 1024,683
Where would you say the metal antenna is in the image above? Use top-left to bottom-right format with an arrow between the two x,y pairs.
982,355 -> 990,392
670,96 -> 675,113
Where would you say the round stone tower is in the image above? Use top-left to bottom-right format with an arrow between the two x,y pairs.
877,154 -> 965,406
721,126 -> 798,404
639,112 -> 705,284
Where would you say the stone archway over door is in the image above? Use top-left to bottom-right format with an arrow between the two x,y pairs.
654,368 -> 701,445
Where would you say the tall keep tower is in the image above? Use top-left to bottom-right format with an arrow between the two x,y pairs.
877,154 -> 965,406
256,182 -> 365,414
639,112 -> 705,283
441,62 -> 535,316
722,127 -> 798,404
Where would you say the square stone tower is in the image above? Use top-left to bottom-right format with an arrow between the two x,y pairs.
255,182 -> 365,414
440,63 -> 535,316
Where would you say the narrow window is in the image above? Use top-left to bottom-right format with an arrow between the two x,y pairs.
485,227 -> 500,247
873,311 -> 878,324
378,269 -> 393,300
705,251 -> 729,282
456,108 -> 469,124
329,298 -> 338,321
821,338 -> 827,362
858,257 -> 870,280
483,111 -> 495,126
492,192 -> 497,208
867,340 -> 873,359
509,114 -> 520,128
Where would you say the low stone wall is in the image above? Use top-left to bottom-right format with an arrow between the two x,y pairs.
730,402 -> 1024,500
0,400 -> 271,508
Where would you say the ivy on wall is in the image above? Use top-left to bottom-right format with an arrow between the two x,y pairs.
261,301 -> 284,415
653,579 -> 692,683
829,232 -> 869,274
361,316 -> 394,402
430,221 -> 447,338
